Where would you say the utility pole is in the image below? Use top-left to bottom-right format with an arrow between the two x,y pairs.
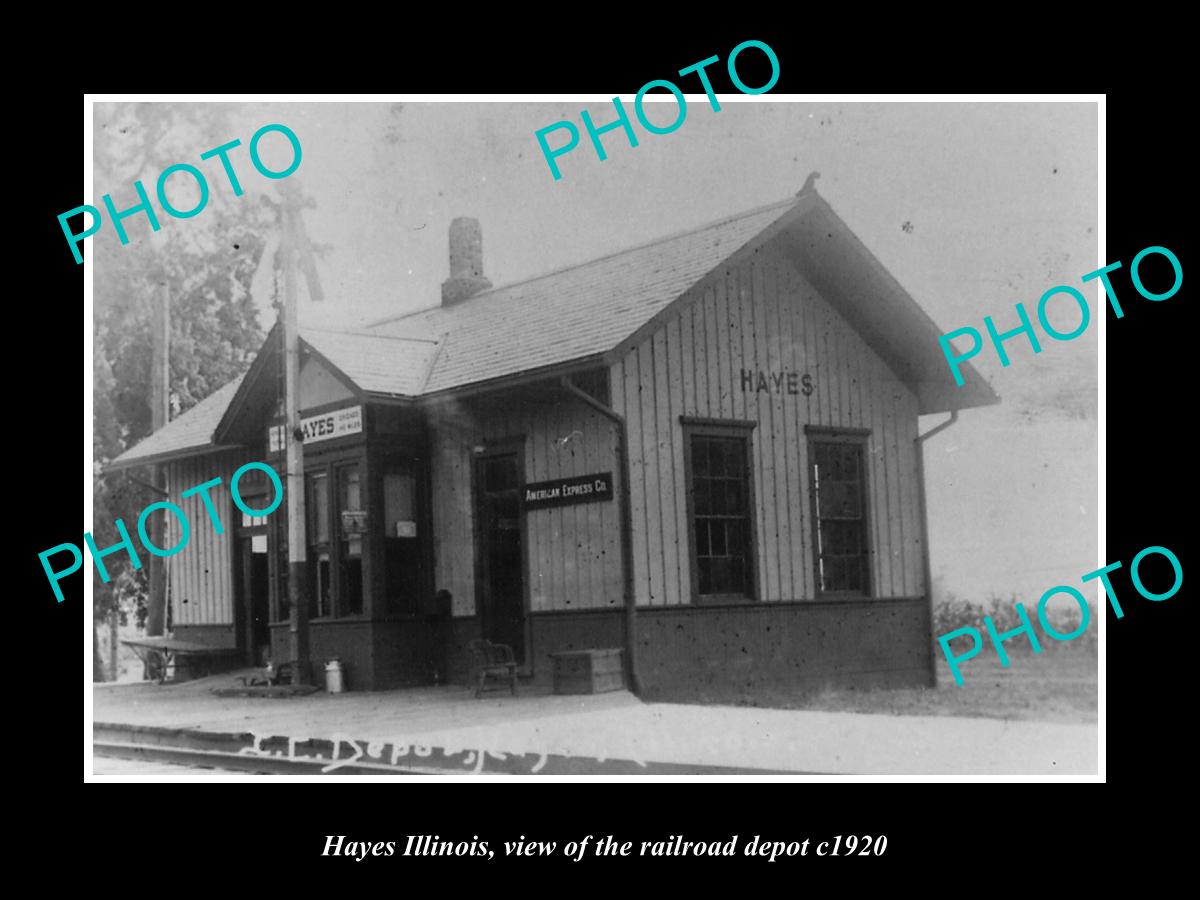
280,189 -> 311,684
146,281 -> 170,637
109,606 -> 119,681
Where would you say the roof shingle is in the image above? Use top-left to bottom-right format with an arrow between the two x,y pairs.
301,328 -> 441,397
368,200 -> 795,393
106,192 -> 992,469
107,373 -> 247,469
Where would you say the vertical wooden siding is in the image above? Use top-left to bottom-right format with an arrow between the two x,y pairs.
609,242 -> 925,606
164,449 -> 253,626
429,395 -> 624,616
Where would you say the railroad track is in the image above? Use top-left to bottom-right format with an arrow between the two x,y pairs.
93,722 -> 804,776
93,723 -> 460,775
94,738 -> 443,775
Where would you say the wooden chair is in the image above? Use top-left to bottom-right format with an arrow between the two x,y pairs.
467,639 -> 518,698
264,659 -> 295,685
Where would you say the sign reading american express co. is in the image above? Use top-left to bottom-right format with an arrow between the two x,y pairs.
268,405 -> 363,452
523,473 -> 614,511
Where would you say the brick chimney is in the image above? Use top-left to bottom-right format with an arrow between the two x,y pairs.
441,217 -> 493,305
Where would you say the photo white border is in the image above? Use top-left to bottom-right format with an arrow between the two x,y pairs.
83,92 -> 1106,784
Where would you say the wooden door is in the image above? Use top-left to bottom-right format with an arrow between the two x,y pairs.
474,451 -> 526,664
239,535 -> 271,666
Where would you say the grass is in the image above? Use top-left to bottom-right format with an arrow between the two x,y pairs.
659,648 -> 1097,724
799,650 -> 1097,724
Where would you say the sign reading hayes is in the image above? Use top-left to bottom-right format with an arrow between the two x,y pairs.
523,473 -> 614,511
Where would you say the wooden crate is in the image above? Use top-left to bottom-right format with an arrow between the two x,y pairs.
550,648 -> 625,694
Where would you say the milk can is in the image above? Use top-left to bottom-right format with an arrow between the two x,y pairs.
325,658 -> 345,694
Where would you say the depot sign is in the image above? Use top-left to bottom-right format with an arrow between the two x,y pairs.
523,473 -> 614,511
268,405 -> 363,452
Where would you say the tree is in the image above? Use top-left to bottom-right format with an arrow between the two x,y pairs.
91,102 -> 273,673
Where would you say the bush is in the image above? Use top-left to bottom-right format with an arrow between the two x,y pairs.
932,591 -> 1096,654
931,594 -> 981,635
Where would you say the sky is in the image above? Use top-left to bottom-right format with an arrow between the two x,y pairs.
99,98 -> 1101,603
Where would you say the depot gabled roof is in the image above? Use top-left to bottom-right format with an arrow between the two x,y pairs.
107,184 -> 997,471
107,374 -> 248,470
366,198 -> 804,395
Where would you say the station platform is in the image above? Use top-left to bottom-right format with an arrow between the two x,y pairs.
91,670 -> 1097,776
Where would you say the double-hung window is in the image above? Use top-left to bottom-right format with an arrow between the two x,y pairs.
682,419 -> 757,602
304,463 -> 365,618
306,471 -> 332,617
338,465 -> 364,615
383,463 -> 421,614
806,428 -> 872,596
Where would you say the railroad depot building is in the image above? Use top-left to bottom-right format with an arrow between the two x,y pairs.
109,185 -> 996,696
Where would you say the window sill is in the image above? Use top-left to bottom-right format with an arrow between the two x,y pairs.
692,593 -> 757,606
638,596 -> 923,614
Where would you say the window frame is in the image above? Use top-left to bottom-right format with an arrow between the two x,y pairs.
334,460 -> 366,618
305,468 -> 334,619
381,459 -> 424,616
680,417 -> 759,605
298,460 -> 369,620
805,426 -> 874,600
